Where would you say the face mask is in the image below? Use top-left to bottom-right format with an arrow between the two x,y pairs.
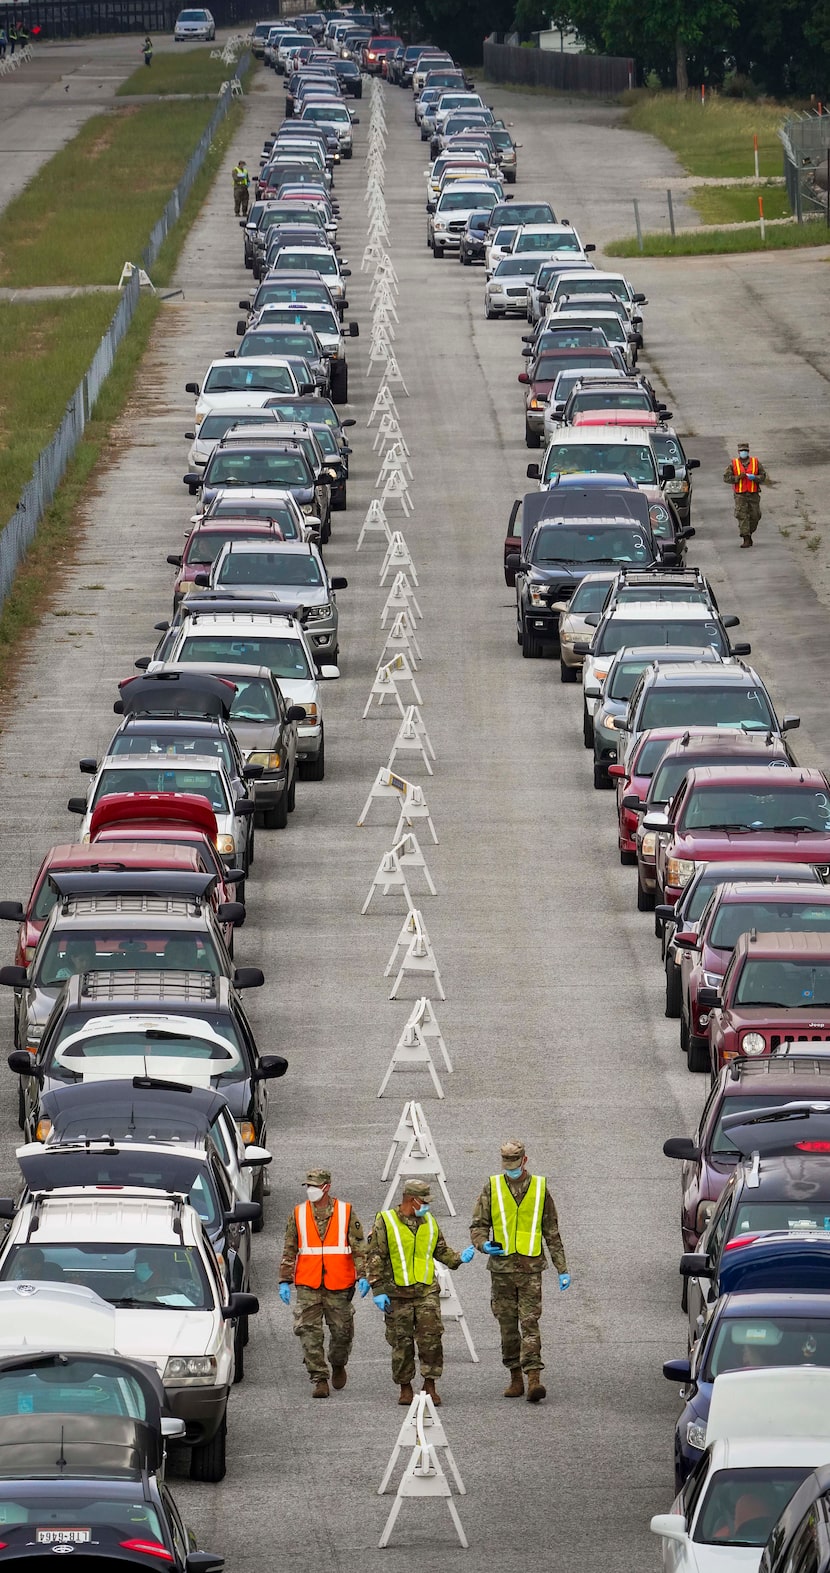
503,1166 -> 523,1179
738,450 -> 749,460
414,1204 -> 431,1218
135,1262 -> 153,1283
306,1185 -> 325,1202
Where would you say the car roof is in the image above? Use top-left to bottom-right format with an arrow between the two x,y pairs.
603,603 -> 719,622
642,663 -> 757,687
222,539 -> 311,554
41,1075 -> 230,1130
733,930 -> 830,961
156,659 -> 273,682
657,733 -> 790,763
718,881 -> 830,903
681,764 -> 822,788
552,424 -> 655,443
174,613 -> 303,635
23,1192 -> 199,1244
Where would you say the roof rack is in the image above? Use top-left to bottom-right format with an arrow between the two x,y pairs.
79,969 -> 218,1002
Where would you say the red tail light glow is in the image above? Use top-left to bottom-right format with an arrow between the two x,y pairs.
120,1542 -> 174,1562
796,1141 -> 830,1152
724,1233 -> 762,1251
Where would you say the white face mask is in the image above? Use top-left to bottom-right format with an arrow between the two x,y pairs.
306,1185 -> 325,1202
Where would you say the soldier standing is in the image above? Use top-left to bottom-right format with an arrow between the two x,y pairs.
278,1167 -> 370,1398
723,440 -> 767,548
368,1179 -> 475,1406
232,159 -> 250,217
470,1139 -> 570,1404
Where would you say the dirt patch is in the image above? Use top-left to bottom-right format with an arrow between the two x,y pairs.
85,105 -> 139,159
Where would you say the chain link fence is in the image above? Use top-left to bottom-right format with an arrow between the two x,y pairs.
0,64 -> 246,612
780,111 -> 830,221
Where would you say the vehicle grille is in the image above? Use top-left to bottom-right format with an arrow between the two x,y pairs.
448,222 -> 465,233
506,287 -> 526,297
770,1032 -> 830,1050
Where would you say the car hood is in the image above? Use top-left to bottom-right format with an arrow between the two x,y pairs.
229,720 -> 278,753
110,1309 -> 219,1371
275,676 -> 319,709
674,831 -> 830,863
674,1546 -> 762,1573
719,1005 -> 830,1028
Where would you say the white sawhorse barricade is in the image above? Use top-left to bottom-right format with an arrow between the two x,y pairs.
384,910 -> 444,1000
381,1099 -> 455,1214
377,996 -> 449,1100
378,1393 -> 467,1549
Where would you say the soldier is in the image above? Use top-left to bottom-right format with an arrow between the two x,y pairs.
278,1167 -> 370,1399
368,1179 -> 475,1406
470,1139 -> 570,1404
232,159 -> 250,217
723,440 -> 767,548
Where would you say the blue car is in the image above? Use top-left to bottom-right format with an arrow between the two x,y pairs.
664,1289 -> 830,1490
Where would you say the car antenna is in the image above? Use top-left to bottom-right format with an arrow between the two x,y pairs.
681,731 -> 690,746
55,1425 -> 68,1473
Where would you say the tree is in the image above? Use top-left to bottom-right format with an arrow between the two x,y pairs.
571,0 -> 737,85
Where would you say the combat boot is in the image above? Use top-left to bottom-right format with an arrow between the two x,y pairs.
312,1378 -> 329,1398
423,1378 -> 441,1406
503,1369 -> 524,1398
526,1371 -> 546,1403
398,1382 -> 414,1405
331,1366 -> 347,1390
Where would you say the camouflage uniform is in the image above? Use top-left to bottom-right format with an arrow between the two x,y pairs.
723,453 -> 767,542
470,1170 -> 567,1374
279,1198 -> 366,1384
367,1207 -> 462,1384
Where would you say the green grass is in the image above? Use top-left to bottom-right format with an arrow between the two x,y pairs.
153,100 -> 243,285
621,91 -> 787,178
606,221 -> 830,256
689,183 -> 790,223
0,296 -> 161,690
0,101 -> 216,286
0,296 -> 123,525
117,47 -> 248,97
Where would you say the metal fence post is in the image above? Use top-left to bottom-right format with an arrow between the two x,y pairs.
667,188 -> 675,238
633,198 -> 643,252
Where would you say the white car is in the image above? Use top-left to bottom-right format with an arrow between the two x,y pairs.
526,257 -> 595,323
581,601 -> 728,722
484,255 -> 540,319
543,368 -> 631,443
651,1368 -> 830,1573
509,222 -> 593,264
547,267 -> 647,327
0,1191 -> 255,1480
484,224 -> 519,277
300,100 -> 356,158
174,7 -> 215,39
187,358 -> 302,427
76,753 -> 254,872
429,182 -> 498,257
186,405 -> 292,469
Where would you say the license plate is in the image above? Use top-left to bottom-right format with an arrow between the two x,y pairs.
37,1530 -> 92,1544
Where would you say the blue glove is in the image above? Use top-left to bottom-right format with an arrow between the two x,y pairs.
278,1283 -> 291,1306
559,1272 -> 571,1291
460,1245 -> 475,1263
373,1293 -> 391,1313
357,1277 -> 370,1298
482,1241 -> 505,1257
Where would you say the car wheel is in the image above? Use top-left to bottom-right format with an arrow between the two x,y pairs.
665,958 -> 682,1018
432,243 -> 442,259
484,300 -> 494,319
619,846 -> 637,866
300,729 -> 325,781
286,770 -> 297,813
190,1413 -> 227,1482
233,1322 -> 245,1383
685,1020 -> 710,1074
525,424 -> 541,449
582,708 -> 594,749
592,763 -> 611,791
636,875 -> 654,913
343,147 -> 353,159
521,617 -> 542,659
461,251 -> 470,266
560,659 -> 577,684
263,792 -> 288,830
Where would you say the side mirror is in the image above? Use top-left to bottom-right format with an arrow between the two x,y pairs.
233,798 -> 256,817
0,1200 -> 16,1221
526,462 -> 539,479
520,347 -> 532,358
183,473 -> 201,493
342,266 -> 352,277
673,931 -> 698,949
425,201 -> 435,213
236,321 -> 246,336
621,794 -> 640,812
584,242 -> 596,252
608,764 -> 624,779
642,812 -> 669,832
650,1514 -> 688,1545
659,463 -> 676,482
697,987 -> 721,1009
0,967 -> 27,989
782,715 -> 801,732
216,902 -> 246,927
655,904 -> 675,924
663,1356 -> 693,1386
233,966 -> 265,990
185,382 -> 200,395
8,1050 -> 38,1076
348,321 -> 359,337
193,572 -> 210,588
729,642 -> 752,656
154,621 -> 169,633
663,1137 -> 699,1162
78,758 -> 97,775
330,576 -> 348,591
687,457 -> 701,471
679,1253 -> 712,1279
287,704 -> 307,722
241,1144 -> 272,1167
0,902 -> 24,923
634,292 -> 646,304
167,554 -> 183,568
221,1292 -> 260,1321
341,418 -> 356,428
242,763 -> 263,780
67,796 -> 88,815
318,664 -> 340,679
134,656 -> 151,671
721,615 -> 740,629
506,553 -> 522,573
224,1200 -> 262,1226
255,1053 -> 289,1081
238,299 -> 251,310
572,641 -> 590,656
184,430 -> 196,441
162,1417 -> 187,1440
584,613 -> 600,627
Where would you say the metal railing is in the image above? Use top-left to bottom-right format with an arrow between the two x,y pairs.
483,41 -> 635,96
780,111 -> 830,221
0,63 -> 246,611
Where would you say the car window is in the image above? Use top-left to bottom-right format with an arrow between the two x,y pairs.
633,735 -> 672,778
734,957 -> 830,1008
517,231 -> 581,252
0,1490 -> 164,1537
607,659 -> 650,702
178,634 -> 312,681
638,685 -> 776,733
203,364 -> 295,394
229,677 -> 278,724
680,786 -> 830,833
438,189 -> 497,211
543,442 -> 657,486
184,523 -> 295,565
108,733 -> 234,772
567,579 -> 613,614
205,453 -> 311,489
0,1358 -> 150,1419
274,251 -> 337,275
532,525 -> 651,566
694,1469 -> 811,1548
92,766 -> 230,813
711,900 -> 830,949
706,1314 -> 830,1379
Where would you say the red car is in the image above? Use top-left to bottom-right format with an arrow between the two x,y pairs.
363,35 -> 401,72
677,881 -> 830,1072
663,1054 -> 830,1250
0,843 -> 210,969
648,765 -> 830,906
610,726 -> 687,865
168,519 -> 289,608
705,930 -> 830,1074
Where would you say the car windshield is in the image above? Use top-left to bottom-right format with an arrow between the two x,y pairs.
600,622 -> 724,657
92,766 -> 230,813
50,1026 -> 241,1089
638,686 -> 776,732
495,258 -> 536,278
228,676 -> 278,722
304,104 -> 349,121
544,442 -> 656,485
184,523 -> 295,565
517,231 -> 580,252
258,286 -> 329,311
197,413 -> 276,443
107,734 -> 233,771
179,634 -> 312,680
706,1313 -> 830,1377
205,453 -> 311,488
218,551 -> 322,587
203,364 -> 295,394
614,585 -> 706,604
680,786 -> 830,832
496,204 -> 554,226
0,1488 -> 164,1537
493,227 -> 518,245
179,9 -> 207,17
537,337 -> 609,368
267,399 -> 338,431
264,307 -> 337,334
572,391 -> 652,414
553,370 -> 626,400
35,930 -> 221,989
607,659 -> 652,701
558,275 -> 628,299
0,1243 -> 213,1310
439,188 -> 497,211
274,251 -> 337,275
533,526 -> 651,565
560,313 -> 624,342
51,1004 -> 244,1065
694,1468 -> 810,1547
567,579 -> 614,614
734,958 -> 830,1008
711,900 -> 830,949
208,500 -> 297,520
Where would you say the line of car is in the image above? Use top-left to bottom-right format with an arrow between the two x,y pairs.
414,71 -> 830,1573
0,16 -> 372,1566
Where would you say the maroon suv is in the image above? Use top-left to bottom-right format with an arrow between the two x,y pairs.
705,930 -> 830,1074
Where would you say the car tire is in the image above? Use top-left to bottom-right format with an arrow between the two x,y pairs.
520,617 -> 542,659
582,708 -> 594,749
189,1412 -> 227,1482
432,243 -> 442,259
636,875 -> 654,912
17,1081 -> 25,1132
619,847 -> 637,866
461,251 -> 470,265
560,659 -> 577,683
484,300 -> 494,319
233,1323 -> 245,1384
286,771 -> 297,813
525,424 -> 541,449
685,1019 -> 710,1074
665,958 -> 682,1017
330,362 -> 348,404
301,729 -> 325,781
592,763 -> 611,790
263,793 -> 288,830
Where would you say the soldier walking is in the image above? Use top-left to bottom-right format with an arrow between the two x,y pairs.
368,1179 -> 475,1406
723,440 -> 767,548
232,159 -> 250,217
278,1167 -> 370,1398
470,1139 -> 570,1404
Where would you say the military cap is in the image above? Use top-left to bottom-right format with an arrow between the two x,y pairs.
402,1178 -> 432,1200
500,1139 -> 526,1166
737,440 -> 749,448
304,1168 -> 331,1186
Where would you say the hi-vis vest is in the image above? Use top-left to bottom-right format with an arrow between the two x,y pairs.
489,1174 -> 546,1258
731,457 -> 760,494
233,165 -> 249,188
381,1209 -> 438,1287
293,1199 -> 355,1290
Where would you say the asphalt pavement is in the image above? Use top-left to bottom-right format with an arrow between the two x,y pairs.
4,49 -> 830,1573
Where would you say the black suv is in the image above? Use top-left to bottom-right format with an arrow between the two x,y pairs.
510,515 -> 661,659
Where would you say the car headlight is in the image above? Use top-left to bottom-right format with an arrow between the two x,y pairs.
559,628 -> 577,643
216,833 -> 236,855
604,715 -> 623,730
27,1025 -> 43,1042
528,398 -> 543,410
304,603 -> 332,621
248,751 -> 281,770
640,832 -> 656,857
695,1200 -> 716,1234
742,1031 -> 766,1056
300,702 -> 319,724
702,971 -> 721,988
194,413 -> 204,426
667,857 -> 695,888
686,1420 -> 707,1451
528,585 -> 549,607
665,479 -> 689,495
164,1356 -> 218,1384
238,1120 -> 256,1145
593,668 -> 609,683
301,503 -> 315,515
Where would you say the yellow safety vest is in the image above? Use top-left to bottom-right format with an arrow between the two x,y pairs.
233,166 -> 250,188
381,1210 -> 438,1286
489,1174 -> 546,1258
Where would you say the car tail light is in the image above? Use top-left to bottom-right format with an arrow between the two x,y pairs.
796,1141 -> 830,1152
120,1542 -> 174,1563
724,1233 -> 762,1251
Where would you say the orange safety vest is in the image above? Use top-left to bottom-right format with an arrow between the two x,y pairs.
293,1199 -> 355,1290
732,457 -> 760,494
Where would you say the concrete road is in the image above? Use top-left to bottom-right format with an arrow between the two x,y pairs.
2,55 -> 830,1573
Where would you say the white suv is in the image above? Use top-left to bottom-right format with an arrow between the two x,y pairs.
0,1190 -> 256,1480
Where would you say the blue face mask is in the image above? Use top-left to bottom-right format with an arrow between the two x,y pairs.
503,1166 -> 523,1179
414,1204 -> 431,1218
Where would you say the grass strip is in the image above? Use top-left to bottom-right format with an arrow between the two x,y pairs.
0,296 -> 122,526
621,91 -> 786,178
153,99 -> 243,284
0,295 -> 161,693
605,223 -> 830,256
689,184 -> 790,223
0,100 -> 216,287
117,47 -> 250,98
